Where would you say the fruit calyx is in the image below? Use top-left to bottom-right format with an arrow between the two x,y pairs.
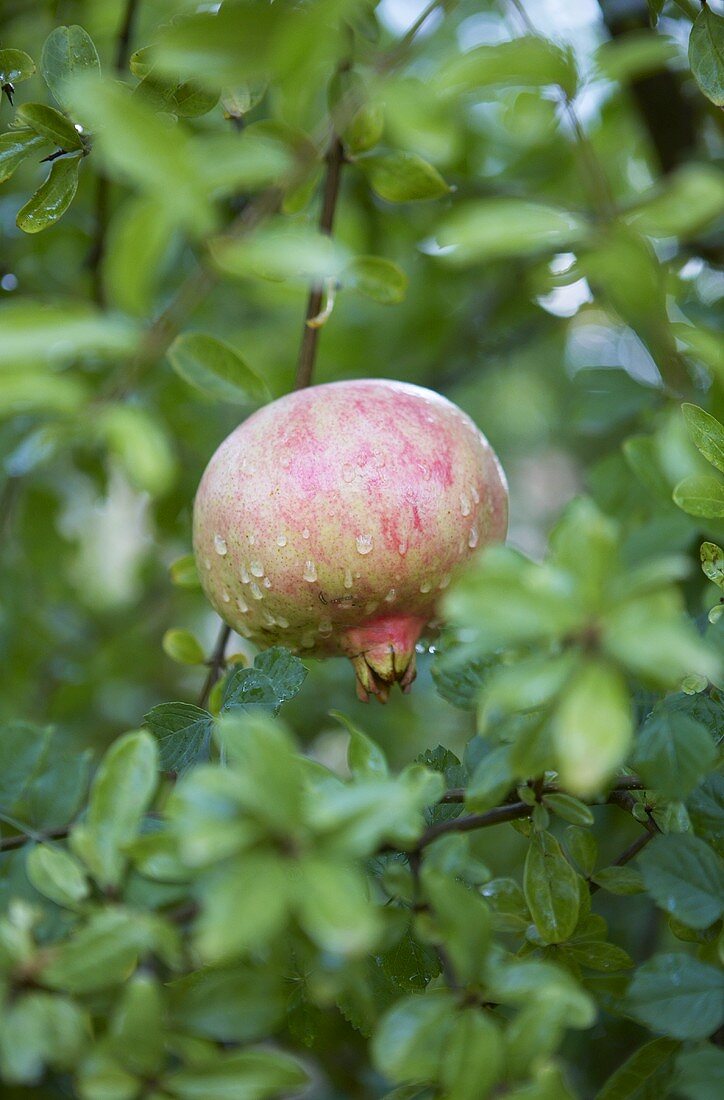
340,614 -> 428,703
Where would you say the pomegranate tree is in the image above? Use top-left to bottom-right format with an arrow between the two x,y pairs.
193,379 -> 508,700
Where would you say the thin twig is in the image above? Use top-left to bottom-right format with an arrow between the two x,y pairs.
197,624 -> 231,709
0,826 -> 69,853
294,135 -> 346,390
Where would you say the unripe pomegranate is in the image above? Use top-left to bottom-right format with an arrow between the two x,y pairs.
193,380 -> 507,701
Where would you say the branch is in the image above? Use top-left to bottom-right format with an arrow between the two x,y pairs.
197,623 -> 231,709
0,826 -> 69,853
294,134 -> 346,390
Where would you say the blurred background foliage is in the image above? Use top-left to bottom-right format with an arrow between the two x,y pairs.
0,0 -> 723,1096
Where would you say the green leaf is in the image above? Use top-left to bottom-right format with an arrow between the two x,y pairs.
438,199 -> 588,265
0,48 -> 35,85
171,81 -> 220,118
66,76 -> 213,233
420,866 -> 491,983
596,30 -> 680,83
0,992 -> 86,1084
0,130 -> 48,184
194,851 -> 291,962
564,941 -> 634,971
345,101 -> 385,153
543,793 -> 594,826
108,974 -> 164,1077
41,908 -> 152,993
372,990 -> 457,1085
169,964 -> 286,1043
674,474 -> 724,518
565,826 -> 598,878
466,743 -> 516,812
168,333 -> 269,406
144,702 -> 214,774
689,6 -> 724,107
626,953 -> 724,1040
626,166 -> 724,240
212,221 -> 350,282
591,865 -> 645,895
553,661 -> 632,797
70,730 -> 158,889
441,36 -> 577,95
298,856 -> 380,955
163,1048 -> 307,1100
97,404 -> 176,496
701,542 -> 724,589
639,833 -> 724,929
16,154 -> 81,234
358,151 -> 449,202
0,302 -> 137,365
343,256 -> 408,304
170,554 -> 200,590
40,25 -> 100,108
682,404 -> 724,475
103,195 -> 175,317
595,1037 -> 680,1100
675,1046 -> 724,1100
523,831 -> 580,944
162,628 -> 206,666
16,103 -> 84,151
632,708 -> 716,798
439,1008 -> 503,1099
220,649 -> 307,717
26,844 -> 90,909
481,877 -> 530,932
332,711 -> 388,778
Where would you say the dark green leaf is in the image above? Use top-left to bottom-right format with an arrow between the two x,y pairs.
524,831 -> 580,944
639,833 -> 724,929
144,702 -> 214,774
16,154 -> 81,234
40,25 -> 100,108
632,708 -> 716,798
595,1037 -> 680,1100
16,103 -> 84,150
359,151 -> 449,202
0,49 -> 35,85
0,130 -> 48,184
689,6 -> 724,107
675,1046 -> 724,1100
626,953 -> 724,1040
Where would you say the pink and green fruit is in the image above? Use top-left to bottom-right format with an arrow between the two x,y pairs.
193,379 -> 508,701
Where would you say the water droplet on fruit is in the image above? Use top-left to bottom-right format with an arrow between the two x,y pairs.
319,617 -> 332,636
250,560 -> 264,577
238,623 -> 252,638
240,563 -> 250,584
277,615 -> 289,629
303,560 -> 317,582
460,493 -> 471,517
301,632 -> 315,648
419,580 -> 432,593
236,595 -> 249,613
247,533 -> 256,545
222,589 -> 230,602
342,464 -> 355,483
398,539 -> 407,556
262,577 -> 272,588
356,534 -> 373,555
276,534 -> 287,547
438,574 -> 451,589
280,452 -> 292,469
250,582 -> 264,600
344,568 -> 353,589
365,601 -> 378,614
302,528 -> 310,540
262,610 -> 276,626
214,534 -> 227,556
204,558 -> 211,571
468,525 -> 479,549
471,485 -> 480,504
385,588 -> 396,602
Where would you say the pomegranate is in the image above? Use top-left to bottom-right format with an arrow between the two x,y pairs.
193,379 -> 508,701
